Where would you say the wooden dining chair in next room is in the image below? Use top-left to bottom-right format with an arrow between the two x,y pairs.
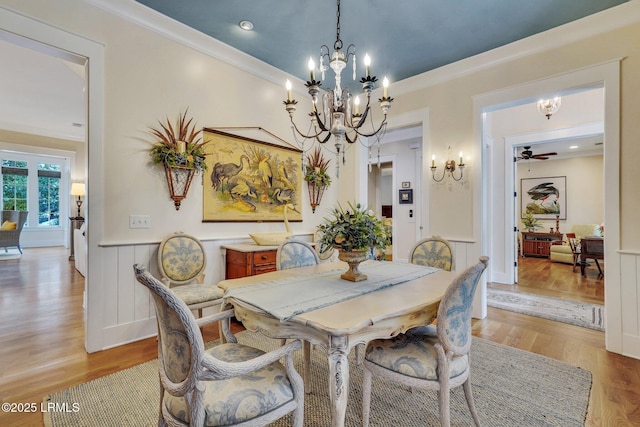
409,236 -> 455,271
157,232 -> 224,318
362,257 -> 489,427
133,264 -> 305,427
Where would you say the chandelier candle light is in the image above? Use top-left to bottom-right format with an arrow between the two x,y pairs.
284,0 -> 393,178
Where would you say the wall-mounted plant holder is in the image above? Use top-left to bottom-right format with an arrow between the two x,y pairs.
304,147 -> 331,213
164,165 -> 195,210
148,109 -> 207,210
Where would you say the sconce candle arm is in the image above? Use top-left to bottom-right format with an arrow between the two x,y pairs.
430,158 -> 465,182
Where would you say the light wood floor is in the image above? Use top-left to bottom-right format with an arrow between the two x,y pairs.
1,248 -> 638,426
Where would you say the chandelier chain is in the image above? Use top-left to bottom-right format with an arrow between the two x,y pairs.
334,0 -> 342,50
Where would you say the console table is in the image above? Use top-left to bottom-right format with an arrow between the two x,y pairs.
223,243 -> 279,279
521,232 -> 562,258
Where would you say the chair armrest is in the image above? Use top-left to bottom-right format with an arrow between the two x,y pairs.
195,308 -> 234,327
200,339 -> 302,380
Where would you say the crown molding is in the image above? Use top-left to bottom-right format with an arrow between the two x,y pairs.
84,0 -> 305,89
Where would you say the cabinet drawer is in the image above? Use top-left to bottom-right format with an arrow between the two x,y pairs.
254,265 -> 277,275
253,250 -> 277,266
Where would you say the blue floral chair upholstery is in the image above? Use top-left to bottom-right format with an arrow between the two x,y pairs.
362,257 -> 489,427
276,239 -> 320,270
409,236 -> 455,271
133,264 -> 305,427
157,232 -> 224,317
276,238 -> 321,387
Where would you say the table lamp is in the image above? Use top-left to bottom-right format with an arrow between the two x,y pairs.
71,183 -> 85,219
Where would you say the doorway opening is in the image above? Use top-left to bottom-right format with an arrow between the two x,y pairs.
476,61 -> 620,346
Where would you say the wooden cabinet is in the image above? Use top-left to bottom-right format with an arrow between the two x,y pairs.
521,232 -> 563,258
224,244 -> 278,279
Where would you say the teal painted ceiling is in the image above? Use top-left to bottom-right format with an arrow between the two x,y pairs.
135,0 -> 628,90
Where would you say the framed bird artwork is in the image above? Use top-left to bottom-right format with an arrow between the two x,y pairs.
202,128 -> 302,222
521,176 -> 566,220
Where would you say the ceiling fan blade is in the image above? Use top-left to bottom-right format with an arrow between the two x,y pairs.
533,152 -> 557,157
531,156 -> 549,160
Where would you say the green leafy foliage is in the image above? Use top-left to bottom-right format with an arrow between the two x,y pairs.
304,147 -> 331,187
317,201 -> 387,252
148,109 -> 207,172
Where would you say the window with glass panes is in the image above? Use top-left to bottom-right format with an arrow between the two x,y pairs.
38,163 -> 61,226
2,160 -> 28,213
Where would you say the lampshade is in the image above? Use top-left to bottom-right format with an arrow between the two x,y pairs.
71,183 -> 85,196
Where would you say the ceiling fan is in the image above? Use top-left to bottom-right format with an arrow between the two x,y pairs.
516,146 -> 558,161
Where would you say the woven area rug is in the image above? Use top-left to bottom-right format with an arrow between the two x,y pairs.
487,288 -> 605,331
44,331 -> 592,427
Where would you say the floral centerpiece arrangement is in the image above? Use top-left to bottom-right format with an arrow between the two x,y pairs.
317,201 -> 387,281
304,147 -> 331,213
522,211 -> 541,232
148,109 -> 207,210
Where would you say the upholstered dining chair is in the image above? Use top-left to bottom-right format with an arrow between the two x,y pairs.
409,236 -> 455,271
133,264 -> 305,427
362,256 -> 489,427
0,210 -> 28,254
276,238 -> 320,270
157,232 -> 224,318
276,238 -> 320,386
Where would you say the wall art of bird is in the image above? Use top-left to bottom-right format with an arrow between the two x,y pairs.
258,155 -> 273,188
276,163 -> 295,191
272,187 -> 293,204
211,154 -> 249,191
526,182 -> 559,204
230,178 -> 257,200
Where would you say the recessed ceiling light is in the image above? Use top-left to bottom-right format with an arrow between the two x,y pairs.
569,145 -> 578,149
239,20 -> 254,31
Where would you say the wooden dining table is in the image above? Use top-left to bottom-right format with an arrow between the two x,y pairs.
218,260 -> 454,427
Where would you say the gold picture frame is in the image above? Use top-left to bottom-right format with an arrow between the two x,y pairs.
202,128 -> 303,222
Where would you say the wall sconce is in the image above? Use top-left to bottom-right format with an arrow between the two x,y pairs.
430,149 -> 465,182
70,182 -> 85,219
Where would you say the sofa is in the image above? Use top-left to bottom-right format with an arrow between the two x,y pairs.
550,224 -> 602,264
0,210 -> 28,253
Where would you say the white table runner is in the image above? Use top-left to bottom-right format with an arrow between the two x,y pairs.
223,261 -> 439,321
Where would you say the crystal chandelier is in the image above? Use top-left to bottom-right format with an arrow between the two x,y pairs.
537,97 -> 561,119
283,0 -> 393,177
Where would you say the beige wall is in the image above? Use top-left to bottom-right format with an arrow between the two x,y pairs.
391,17 -> 640,249
517,155 -> 604,232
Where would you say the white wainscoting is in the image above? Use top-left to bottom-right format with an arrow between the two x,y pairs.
619,251 -> 640,358
97,236 -> 311,350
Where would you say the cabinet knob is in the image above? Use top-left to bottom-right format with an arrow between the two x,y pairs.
261,255 -> 267,260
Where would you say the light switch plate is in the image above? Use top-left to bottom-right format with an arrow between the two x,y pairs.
129,215 -> 150,228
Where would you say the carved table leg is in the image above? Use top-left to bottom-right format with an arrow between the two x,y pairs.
328,336 -> 349,427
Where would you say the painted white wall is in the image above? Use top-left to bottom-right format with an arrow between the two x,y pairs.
374,140 -> 418,261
